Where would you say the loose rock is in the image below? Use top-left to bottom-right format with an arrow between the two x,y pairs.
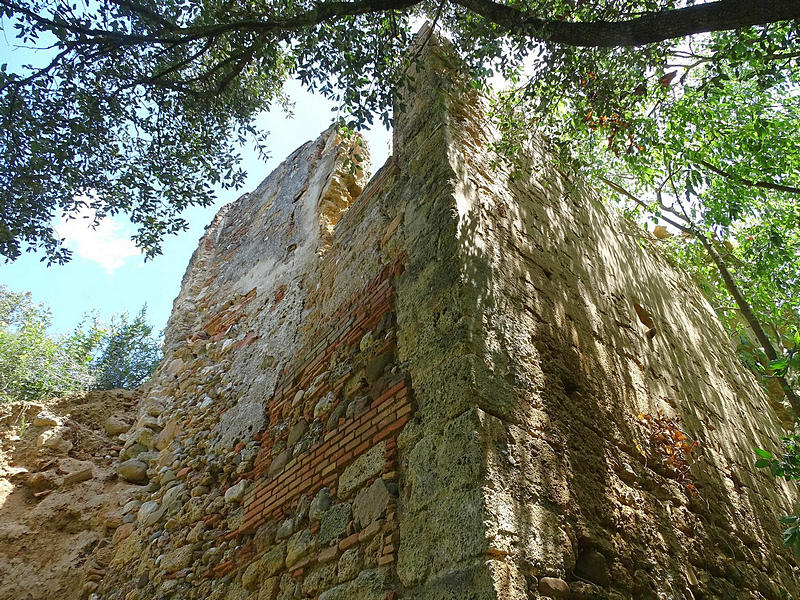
118,459 -> 149,484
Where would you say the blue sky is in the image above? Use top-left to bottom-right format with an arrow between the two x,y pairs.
0,61 -> 391,335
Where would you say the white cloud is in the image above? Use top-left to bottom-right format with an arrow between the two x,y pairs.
55,207 -> 140,274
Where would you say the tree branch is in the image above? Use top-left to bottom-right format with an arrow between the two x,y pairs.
597,175 -> 692,234
450,0 -> 800,47
0,0 -> 423,47
698,159 -> 800,196
7,0 -> 800,53
696,231 -> 800,414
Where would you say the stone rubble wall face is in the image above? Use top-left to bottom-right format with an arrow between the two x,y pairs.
421,47 -> 799,600
91,35 -> 798,600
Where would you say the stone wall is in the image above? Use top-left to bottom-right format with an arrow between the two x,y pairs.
88,31 -> 799,600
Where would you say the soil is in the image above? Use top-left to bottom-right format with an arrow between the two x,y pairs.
0,390 -> 140,600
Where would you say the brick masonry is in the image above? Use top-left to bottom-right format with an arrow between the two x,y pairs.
219,255 -> 413,587
241,377 -> 411,532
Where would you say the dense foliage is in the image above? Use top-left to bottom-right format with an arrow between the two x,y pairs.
0,0 -> 798,263
0,286 -> 162,402
0,287 -> 97,402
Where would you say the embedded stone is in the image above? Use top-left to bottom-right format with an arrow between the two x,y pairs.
276,518 -> 295,539
261,543 -> 286,577
161,483 -> 186,511
365,351 -> 393,383
338,441 -> 386,498
336,548 -> 362,583
286,529 -> 314,568
186,521 -> 206,543
145,400 -> 165,417
352,478 -> 390,528
309,487 -> 332,521
161,469 -> 177,485
314,392 -> 335,419
345,397 -> 369,420
32,411 -> 59,427
36,427 -> 73,454
268,450 -> 291,476
258,576 -> 279,600
224,479 -> 248,503
287,419 -> 308,446
118,459 -> 149,484
359,332 -> 374,352
136,501 -> 164,527
326,402 -> 347,431
319,568 -> 387,600
104,415 -> 130,436
122,443 -> 147,459
538,577 -> 570,598
154,419 -> 179,451
160,545 -> 193,572
301,563 -> 337,595
129,427 -> 155,449
575,550 -> 610,586
241,561 -> 261,591
319,503 -> 351,546
62,466 -> 93,486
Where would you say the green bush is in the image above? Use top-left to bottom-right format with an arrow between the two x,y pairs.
756,429 -> 800,556
92,308 -> 162,390
0,286 -> 162,402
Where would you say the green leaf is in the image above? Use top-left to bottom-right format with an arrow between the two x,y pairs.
755,448 -> 774,459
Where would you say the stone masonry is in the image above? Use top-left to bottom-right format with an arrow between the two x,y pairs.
87,30 -> 798,600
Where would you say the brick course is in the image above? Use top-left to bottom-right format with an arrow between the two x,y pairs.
239,256 -> 413,538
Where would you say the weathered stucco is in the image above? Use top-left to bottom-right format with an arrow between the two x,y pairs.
26,30 -> 798,600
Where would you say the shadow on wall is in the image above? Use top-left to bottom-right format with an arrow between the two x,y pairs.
444,76 -> 798,598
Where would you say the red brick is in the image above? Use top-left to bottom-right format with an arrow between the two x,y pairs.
371,380 -> 405,408
339,533 -> 360,551
359,520 -> 383,542
377,554 -> 395,566
376,413 -> 395,430
355,419 -> 375,437
353,440 -> 371,456
374,416 -> 409,443
293,553 -> 315,571
212,561 -> 235,577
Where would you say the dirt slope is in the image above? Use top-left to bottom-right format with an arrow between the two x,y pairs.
0,390 -> 140,600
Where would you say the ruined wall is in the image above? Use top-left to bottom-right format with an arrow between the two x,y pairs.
85,32 -> 799,600
425,54 -> 800,600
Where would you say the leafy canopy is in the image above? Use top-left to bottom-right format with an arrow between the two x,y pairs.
756,432 -> 800,556
1,0 -> 799,263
